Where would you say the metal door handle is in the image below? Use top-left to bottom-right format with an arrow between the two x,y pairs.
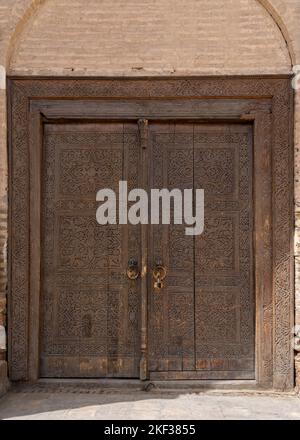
126,258 -> 140,280
152,260 -> 167,290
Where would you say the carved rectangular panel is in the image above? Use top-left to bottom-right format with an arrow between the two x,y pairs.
149,122 -> 254,379
40,122 -> 141,377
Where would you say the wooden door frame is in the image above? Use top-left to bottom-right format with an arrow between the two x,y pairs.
7,76 -> 294,390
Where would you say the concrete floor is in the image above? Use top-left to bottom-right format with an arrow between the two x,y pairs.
0,387 -> 300,420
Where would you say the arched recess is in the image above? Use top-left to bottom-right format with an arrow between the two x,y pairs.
256,0 -> 295,65
5,0 -> 46,69
5,0 -> 293,75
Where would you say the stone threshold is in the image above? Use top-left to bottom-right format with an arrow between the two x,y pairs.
7,379 -> 298,397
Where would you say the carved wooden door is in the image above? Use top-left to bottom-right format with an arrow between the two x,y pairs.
40,122 -> 141,377
40,119 -> 255,380
148,122 -> 255,380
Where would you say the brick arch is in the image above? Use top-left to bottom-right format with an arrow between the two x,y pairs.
4,0 -> 46,68
5,0 -> 293,75
256,0 -> 295,65
4,0 -> 296,71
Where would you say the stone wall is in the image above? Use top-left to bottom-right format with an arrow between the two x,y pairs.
0,0 -> 299,394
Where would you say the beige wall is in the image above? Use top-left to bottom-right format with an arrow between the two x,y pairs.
0,0 -> 299,393
6,0 -> 292,76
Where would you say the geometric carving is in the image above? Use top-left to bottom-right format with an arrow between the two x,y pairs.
194,146 -> 236,198
59,146 -> 122,195
57,215 -> 121,270
195,289 -> 240,345
196,214 -> 238,273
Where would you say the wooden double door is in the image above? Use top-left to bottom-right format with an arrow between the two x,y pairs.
40,119 -> 254,380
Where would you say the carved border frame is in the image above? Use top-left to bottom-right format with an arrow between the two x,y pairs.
7,77 -> 294,390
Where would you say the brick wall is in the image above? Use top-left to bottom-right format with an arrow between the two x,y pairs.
0,0 -> 299,395
8,0 -> 292,75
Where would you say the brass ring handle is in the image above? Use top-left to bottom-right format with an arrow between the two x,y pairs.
152,262 -> 167,290
152,265 -> 167,281
126,258 -> 140,280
